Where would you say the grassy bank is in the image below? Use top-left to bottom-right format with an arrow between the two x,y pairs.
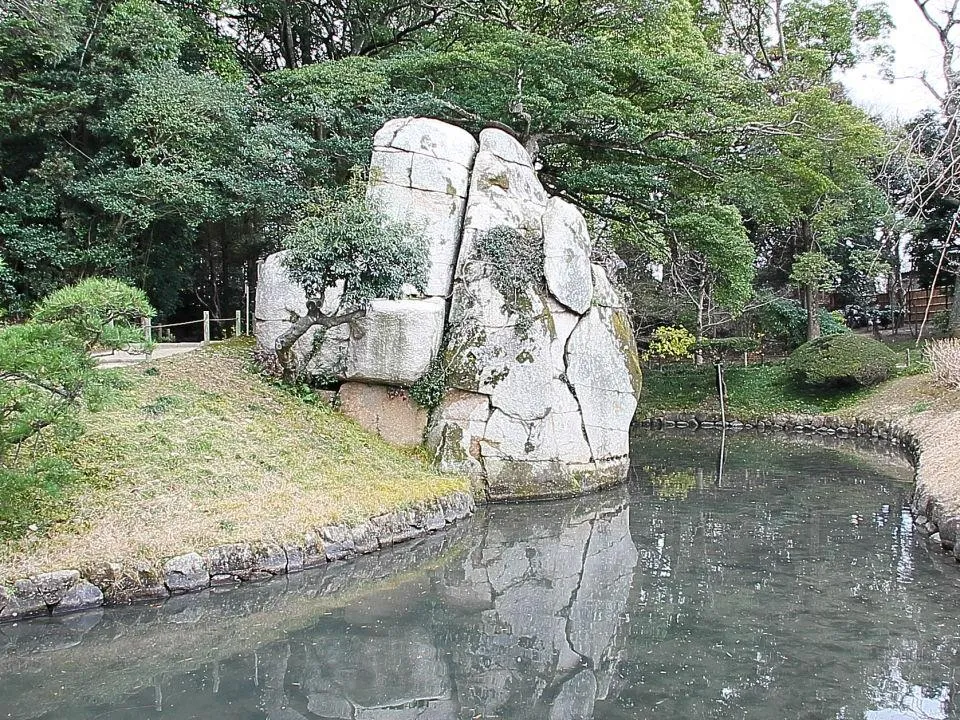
636,362 -> 877,418
0,340 -> 467,580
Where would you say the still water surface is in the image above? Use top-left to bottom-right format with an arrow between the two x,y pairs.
1,431 -> 959,720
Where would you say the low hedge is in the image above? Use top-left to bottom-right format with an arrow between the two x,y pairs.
786,333 -> 897,388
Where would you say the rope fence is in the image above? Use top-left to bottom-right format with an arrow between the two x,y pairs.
143,310 -> 244,344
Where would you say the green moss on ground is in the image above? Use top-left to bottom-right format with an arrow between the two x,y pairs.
1,338 -> 467,579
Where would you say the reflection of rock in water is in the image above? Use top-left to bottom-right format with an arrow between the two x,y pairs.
295,631 -> 454,720
441,491 -> 638,719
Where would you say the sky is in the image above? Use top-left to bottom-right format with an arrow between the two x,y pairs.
841,0 -> 945,121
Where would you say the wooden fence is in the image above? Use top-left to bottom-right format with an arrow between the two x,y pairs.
902,286 -> 954,324
142,310 -> 244,344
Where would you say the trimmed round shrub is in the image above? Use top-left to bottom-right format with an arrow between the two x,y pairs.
785,333 -> 897,388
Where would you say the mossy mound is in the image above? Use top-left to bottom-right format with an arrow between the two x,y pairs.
786,333 -> 897,388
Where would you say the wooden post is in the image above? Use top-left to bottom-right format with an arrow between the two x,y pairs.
142,317 -> 152,343
245,269 -> 251,336
716,363 -> 727,427
203,311 -> 211,345
906,348 -> 912,367
235,310 -> 241,338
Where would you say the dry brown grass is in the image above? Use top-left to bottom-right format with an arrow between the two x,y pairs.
841,373 -> 960,521
925,338 -> 960,390
0,340 -> 467,580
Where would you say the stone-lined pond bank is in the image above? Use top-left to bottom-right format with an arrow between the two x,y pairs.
0,491 -> 475,622
639,402 -> 960,560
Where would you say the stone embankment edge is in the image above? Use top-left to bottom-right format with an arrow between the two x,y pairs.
640,411 -> 958,559
0,490 -> 475,623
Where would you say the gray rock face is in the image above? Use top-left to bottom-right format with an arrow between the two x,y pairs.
425,390 -> 490,478
566,302 -> 641,461
426,125 -> 640,498
455,129 -> 548,270
52,581 -> 103,615
346,298 -> 446,386
34,570 -> 81,605
542,197 -> 593,314
0,579 -> 47,620
368,117 -> 478,297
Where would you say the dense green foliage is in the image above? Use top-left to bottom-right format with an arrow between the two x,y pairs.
786,333 -> 898,388
644,326 -> 696,363
474,225 -> 545,326
0,0 -> 898,351
745,296 -> 848,350
266,181 -> 427,381
32,277 -> 153,351
282,183 -> 428,310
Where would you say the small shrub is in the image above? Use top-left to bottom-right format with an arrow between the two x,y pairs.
474,225 -> 544,329
410,355 -> 447,410
644,325 -> 695,363
933,310 -> 951,335
32,277 -> 154,351
786,333 -> 897,388
925,338 -> 960,389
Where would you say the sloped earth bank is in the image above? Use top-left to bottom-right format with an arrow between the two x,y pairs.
641,373 -> 960,566
5,431 -> 960,720
0,343 -> 472,620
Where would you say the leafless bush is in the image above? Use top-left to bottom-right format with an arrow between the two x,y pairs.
924,339 -> 960,390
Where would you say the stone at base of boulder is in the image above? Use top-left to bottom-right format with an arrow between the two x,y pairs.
484,456 -> 630,501
338,382 -> 428,447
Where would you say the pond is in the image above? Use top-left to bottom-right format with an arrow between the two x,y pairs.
1,430 -> 959,720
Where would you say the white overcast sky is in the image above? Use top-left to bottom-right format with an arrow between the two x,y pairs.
841,0 -> 946,120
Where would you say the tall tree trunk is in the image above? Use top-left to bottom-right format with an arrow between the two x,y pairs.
804,285 -> 820,341
279,2 -> 297,69
949,273 -> 960,337
694,277 -> 707,365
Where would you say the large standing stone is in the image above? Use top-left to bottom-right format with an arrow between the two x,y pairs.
368,117 -> 478,297
445,264 -> 579,421
542,197 -> 593,314
346,298 -> 446,386
338,382 -> 428,448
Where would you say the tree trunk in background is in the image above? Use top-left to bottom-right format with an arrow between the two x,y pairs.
804,285 -> 820,341
949,273 -> 960,337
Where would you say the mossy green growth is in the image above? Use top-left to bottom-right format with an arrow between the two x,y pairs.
612,310 -> 643,397
474,225 -> 545,337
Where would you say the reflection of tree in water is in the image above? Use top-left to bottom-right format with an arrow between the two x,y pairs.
646,469 -> 698,500
1,432 -> 958,720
